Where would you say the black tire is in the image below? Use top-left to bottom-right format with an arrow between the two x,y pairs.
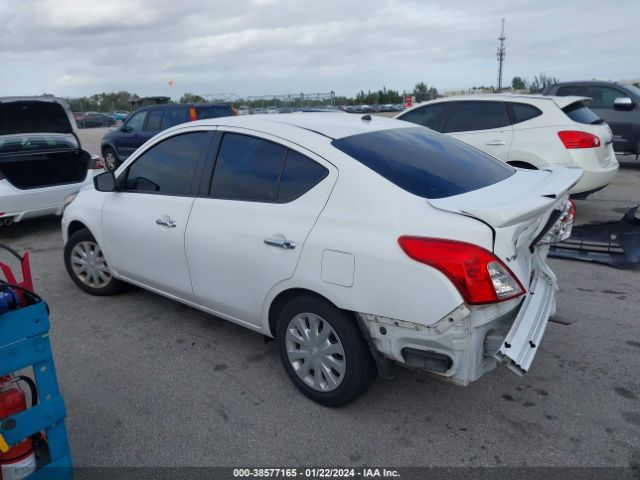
103,147 -> 120,172
276,295 -> 376,407
64,228 -> 123,296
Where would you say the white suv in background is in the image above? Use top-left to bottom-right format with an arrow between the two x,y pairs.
396,94 -> 619,198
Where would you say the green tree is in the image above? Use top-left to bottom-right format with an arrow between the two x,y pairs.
529,73 -> 559,94
511,76 -> 527,90
179,92 -> 207,104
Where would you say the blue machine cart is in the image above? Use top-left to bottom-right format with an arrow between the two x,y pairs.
0,246 -> 72,479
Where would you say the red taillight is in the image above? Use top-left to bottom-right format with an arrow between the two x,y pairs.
558,130 -> 600,149
189,107 -> 197,121
90,155 -> 104,169
397,237 -> 525,305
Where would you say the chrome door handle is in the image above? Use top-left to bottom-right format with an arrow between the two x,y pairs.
485,140 -> 506,146
156,217 -> 177,228
264,237 -> 296,249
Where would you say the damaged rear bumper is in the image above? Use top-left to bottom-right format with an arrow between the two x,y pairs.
357,255 -> 557,385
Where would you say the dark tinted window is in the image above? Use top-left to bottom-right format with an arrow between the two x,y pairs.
125,111 -> 146,132
278,150 -> 329,202
563,102 -> 603,125
332,127 -> 514,199
445,101 -> 510,132
398,104 -> 447,132
125,132 -> 207,195
586,86 -> 623,108
557,86 -> 587,96
195,105 -> 234,119
509,103 -> 542,124
146,110 -> 163,131
211,133 -> 286,201
161,109 -> 191,130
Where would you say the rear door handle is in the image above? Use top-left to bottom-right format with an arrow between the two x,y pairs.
264,237 -> 296,249
156,217 -> 177,228
485,140 -> 506,146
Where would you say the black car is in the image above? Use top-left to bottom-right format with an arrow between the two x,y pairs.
78,113 -> 117,129
544,81 -> 640,157
100,103 -> 237,171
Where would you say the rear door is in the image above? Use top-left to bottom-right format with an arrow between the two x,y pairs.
101,130 -> 212,301
443,101 -> 513,162
185,129 -> 337,327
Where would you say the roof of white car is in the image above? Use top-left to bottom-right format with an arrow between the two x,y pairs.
404,94 -> 591,111
189,112 -> 408,140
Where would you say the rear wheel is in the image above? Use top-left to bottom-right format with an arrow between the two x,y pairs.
64,229 -> 123,295
276,295 -> 376,407
103,147 -> 120,172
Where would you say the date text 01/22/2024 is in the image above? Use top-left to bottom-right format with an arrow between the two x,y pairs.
232,468 -> 400,478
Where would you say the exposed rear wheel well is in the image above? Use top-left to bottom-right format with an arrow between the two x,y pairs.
268,288 -> 344,337
507,160 -> 538,170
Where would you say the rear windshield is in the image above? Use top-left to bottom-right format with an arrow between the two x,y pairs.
331,127 -> 514,199
0,133 -> 78,155
563,102 -> 603,125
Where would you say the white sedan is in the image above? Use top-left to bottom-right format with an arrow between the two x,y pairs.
396,94 -> 618,198
62,114 -> 580,406
0,97 -> 103,225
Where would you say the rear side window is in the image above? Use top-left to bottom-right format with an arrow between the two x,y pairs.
563,102 -> 603,125
331,127 -> 514,199
145,110 -> 163,131
161,109 -> 190,130
398,104 -> 447,132
557,86 -> 587,97
210,133 -> 328,202
278,150 -> 329,202
509,103 -> 542,124
124,132 -> 208,195
211,133 -> 286,201
444,101 -> 510,132
195,106 -> 233,119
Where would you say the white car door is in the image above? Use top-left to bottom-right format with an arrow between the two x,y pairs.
185,129 -> 337,327
101,130 -> 212,301
445,101 -> 513,162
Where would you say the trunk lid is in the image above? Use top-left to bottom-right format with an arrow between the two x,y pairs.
428,168 -> 582,288
0,97 -> 76,135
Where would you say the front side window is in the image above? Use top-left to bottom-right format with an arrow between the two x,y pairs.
445,101 -> 510,132
398,104 -> 447,132
125,111 -> 147,132
586,86 -> 624,109
124,132 -> 208,195
332,127 -> 514,199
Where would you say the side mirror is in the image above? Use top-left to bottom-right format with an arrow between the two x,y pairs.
614,97 -> 634,110
121,124 -> 132,133
94,172 -> 116,192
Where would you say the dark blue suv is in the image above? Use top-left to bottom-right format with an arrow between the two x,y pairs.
100,103 -> 236,171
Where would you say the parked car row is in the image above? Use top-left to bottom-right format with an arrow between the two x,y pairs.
341,104 -> 405,113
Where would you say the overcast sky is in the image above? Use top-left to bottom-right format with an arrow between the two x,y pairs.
1,0 -> 639,100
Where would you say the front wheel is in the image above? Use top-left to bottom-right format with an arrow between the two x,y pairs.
64,229 -> 123,295
276,295 -> 376,407
103,147 -> 120,172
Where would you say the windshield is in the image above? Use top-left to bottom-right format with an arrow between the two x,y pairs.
331,127 -> 514,199
0,133 -> 79,155
621,84 -> 640,98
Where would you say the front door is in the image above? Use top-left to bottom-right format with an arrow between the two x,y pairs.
102,130 -> 212,301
